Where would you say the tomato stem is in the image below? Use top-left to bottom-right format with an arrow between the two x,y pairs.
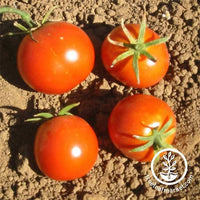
58,102 -> 80,116
25,102 -> 80,122
121,18 -> 136,43
107,17 -> 169,85
0,31 -> 27,38
130,117 -> 175,153
0,6 -> 59,41
41,6 -> 59,24
137,15 -> 146,43
13,21 -> 29,32
0,6 -> 37,28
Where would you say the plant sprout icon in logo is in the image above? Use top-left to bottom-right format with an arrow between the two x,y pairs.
151,148 -> 188,186
160,151 -> 178,182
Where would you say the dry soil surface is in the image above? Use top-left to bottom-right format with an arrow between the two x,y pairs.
0,0 -> 200,200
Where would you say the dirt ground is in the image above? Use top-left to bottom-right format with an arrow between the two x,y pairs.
0,0 -> 200,199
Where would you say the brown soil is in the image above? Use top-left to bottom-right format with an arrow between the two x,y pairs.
0,0 -> 200,199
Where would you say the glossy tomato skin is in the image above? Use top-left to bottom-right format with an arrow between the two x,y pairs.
34,115 -> 98,181
101,24 -> 169,88
108,94 -> 176,162
17,22 -> 95,94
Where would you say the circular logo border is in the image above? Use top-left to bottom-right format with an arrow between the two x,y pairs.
151,148 -> 188,186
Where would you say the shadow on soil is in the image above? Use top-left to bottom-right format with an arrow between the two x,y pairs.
0,19 -> 34,91
0,97 -> 43,176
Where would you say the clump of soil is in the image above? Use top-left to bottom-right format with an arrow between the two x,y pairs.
0,0 -> 199,199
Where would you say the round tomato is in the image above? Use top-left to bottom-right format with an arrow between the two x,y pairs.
101,21 -> 169,88
17,22 -> 95,94
108,94 -> 176,162
34,115 -> 98,180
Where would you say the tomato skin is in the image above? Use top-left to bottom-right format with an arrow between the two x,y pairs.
17,22 -> 95,94
101,24 -> 169,88
34,115 -> 98,181
108,94 -> 176,162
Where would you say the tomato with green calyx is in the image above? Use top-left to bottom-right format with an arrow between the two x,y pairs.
26,103 -> 98,181
0,7 -> 95,94
101,16 -> 170,88
108,94 -> 176,162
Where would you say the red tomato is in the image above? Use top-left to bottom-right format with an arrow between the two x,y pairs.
108,94 -> 176,162
34,115 -> 98,180
17,22 -> 95,94
101,24 -> 169,88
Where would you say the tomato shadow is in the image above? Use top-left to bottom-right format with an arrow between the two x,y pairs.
59,77 -> 131,156
0,20 -> 34,92
81,22 -> 118,81
0,96 -> 44,176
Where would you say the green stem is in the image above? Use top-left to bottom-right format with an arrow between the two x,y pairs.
0,6 -> 59,42
163,128 -> 176,138
145,36 -> 170,48
130,117 -> 176,153
0,6 -> 36,28
25,103 -> 80,122
34,113 -> 54,118
137,15 -> 146,43
107,17 -> 169,85
121,18 -> 136,44
130,140 -> 153,152
133,51 -> 140,84
140,50 -> 156,62
111,50 -> 134,68
133,135 -> 154,141
13,21 -> 29,32
0,31 -> 27,37
58,102 -> 80,116
42,6 -> 59,24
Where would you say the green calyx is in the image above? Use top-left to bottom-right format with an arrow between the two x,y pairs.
25,102 -> 80,122
130,118 -> 176,154
0,6 -> 59,41
107,16 -> 170,84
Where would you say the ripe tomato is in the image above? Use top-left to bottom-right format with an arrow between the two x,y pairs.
17,22 -> 95,94
34,115 -> 98,180
101,22 -> 169,88
108,94 -> 176,162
